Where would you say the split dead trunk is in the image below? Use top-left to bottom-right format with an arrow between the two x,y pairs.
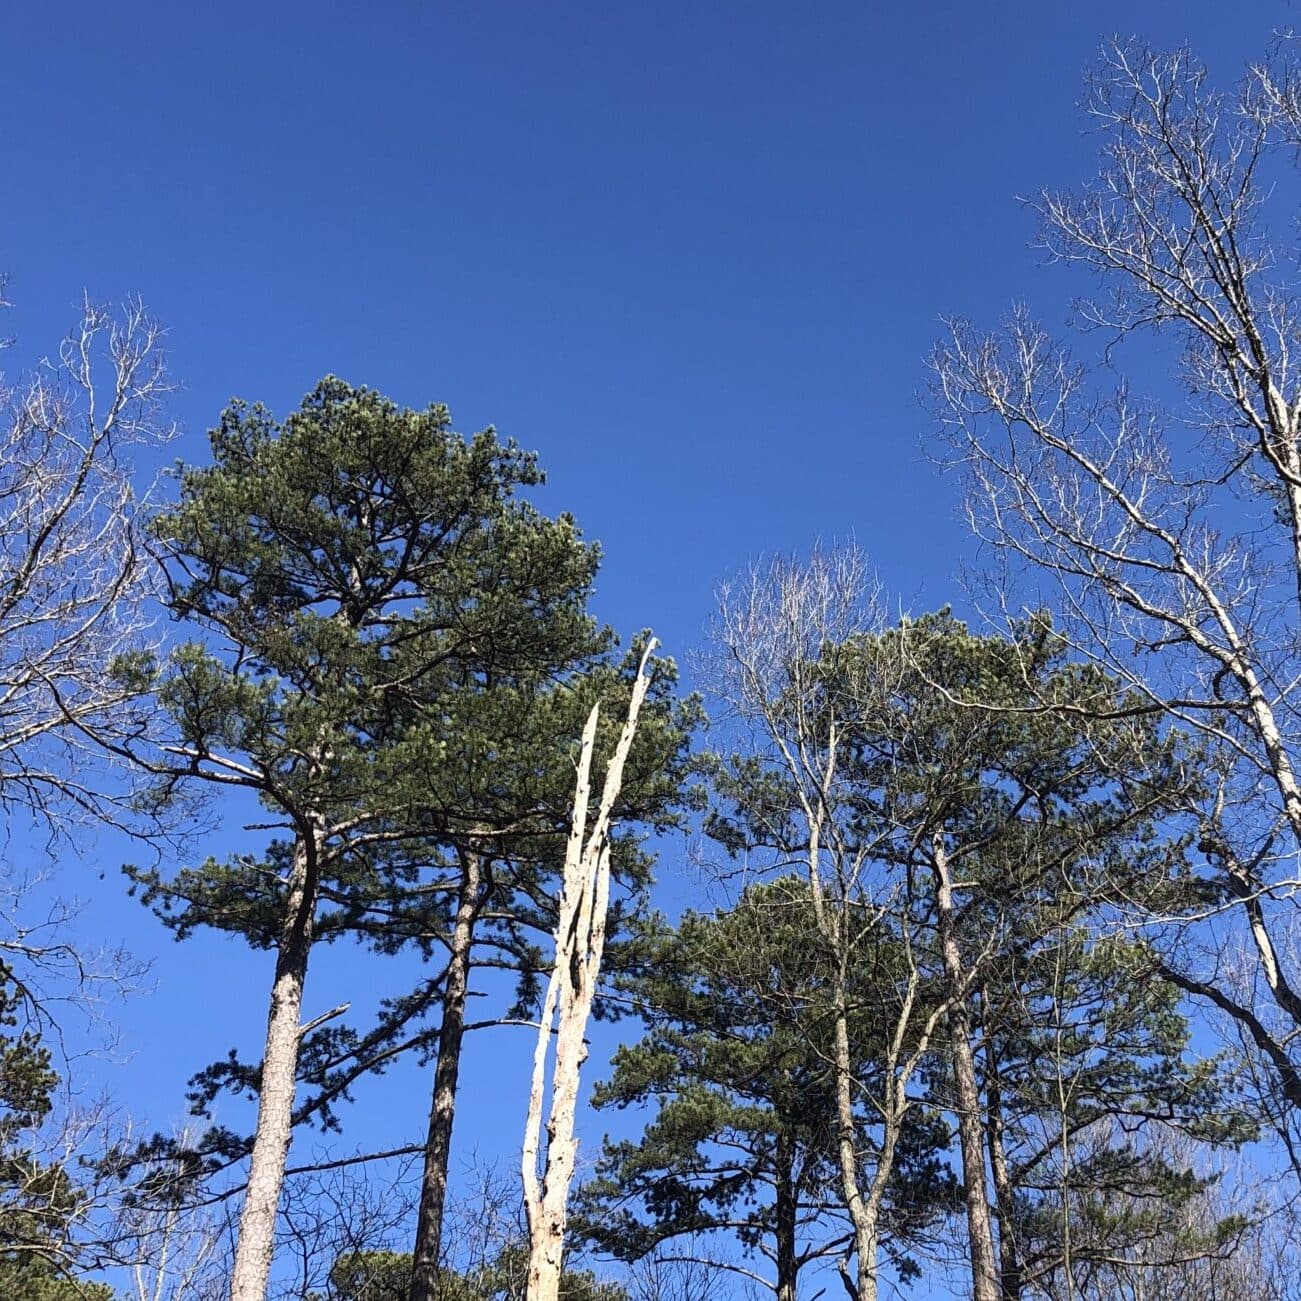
407,845 -> 484,1301
228,816 -> 324,1301
933,835 -> 999,1301
522,643 -> 657,1301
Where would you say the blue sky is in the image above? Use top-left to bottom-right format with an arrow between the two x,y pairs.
2,0 -> 1294,1290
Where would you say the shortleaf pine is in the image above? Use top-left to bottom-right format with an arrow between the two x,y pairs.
126,378 -> 609,1301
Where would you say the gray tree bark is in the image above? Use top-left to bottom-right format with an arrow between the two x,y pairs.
228,816 -> 324,1301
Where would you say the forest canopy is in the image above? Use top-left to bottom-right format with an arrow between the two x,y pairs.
3,17 -> 1301,1301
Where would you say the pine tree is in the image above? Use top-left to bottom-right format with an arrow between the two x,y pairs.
700,569 -> 1247,1299
576,878 -> 956,1301
824,611 -> 1249,1299
388,642 -> 693,1301
974,933 -> 1252,1297
124,378 -> 618,1301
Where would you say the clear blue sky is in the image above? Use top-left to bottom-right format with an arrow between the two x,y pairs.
2,0 -> 1292,1289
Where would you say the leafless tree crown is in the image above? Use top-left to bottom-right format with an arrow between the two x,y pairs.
0,285 -> 173,830
931,38 -> 1301,1183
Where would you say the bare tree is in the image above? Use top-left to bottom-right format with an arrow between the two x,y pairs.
0,859 -> 162,1295
442,1157 -> 531,1284
522,641 -> 659,1301
0,282 -> 174,1295
931,38 -> 1301,1160
623,1243 -> 727,1301
700,546 -> 1208,1299
699,547 -> 959,1301
107,1132 -> 231,1301
0,854 -> 147,1060
0,281 -> 172,830
271,1156 -> 420,1301
0,1084 -> 217,1295
1042,1135 -> 1297,1301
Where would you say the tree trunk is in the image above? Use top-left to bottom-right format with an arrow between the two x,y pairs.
807,809 -> 881,1301
982,1031 -> 1022,1300
523,645 -> 656,1301
832,982 -> 880,1301
934,836 -> 999,1301
228,820 -> 322,1301
408,846 -> 484,1301
775,1129 -> 798,1301
523,758 -> 613,1301
525,969 -> 594,1301
836,1217 -> 879,1301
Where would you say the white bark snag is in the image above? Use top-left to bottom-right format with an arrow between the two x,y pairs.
522,641 -> 657,1301
228,815 -> 324,1301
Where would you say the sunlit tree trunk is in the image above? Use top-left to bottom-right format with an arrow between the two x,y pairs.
229,817 -> 323,1301
522,644 -> 657,1301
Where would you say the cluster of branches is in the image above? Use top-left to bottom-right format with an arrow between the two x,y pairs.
101,379 -> 694,1301
930,37 -> 1301,1161
0,300 -> 691,1301
0,282 -> 171,832
574,549 -> 1288,1301
572,35 -> 1301,1295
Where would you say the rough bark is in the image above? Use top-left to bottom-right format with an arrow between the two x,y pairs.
228,816 -> 323,1301
407,845 -> 484,1301
774,1129 -> 798,1301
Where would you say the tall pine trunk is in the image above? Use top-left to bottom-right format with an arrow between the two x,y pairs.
983,1047 -> 1022,1300
774,1130 -> 798,1301
229,819 -> 322,1301
988,1092 -> 1019,1295
809,839 -> 882,1301
933,836 -> 999,1301
408,846 -> 484,1301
